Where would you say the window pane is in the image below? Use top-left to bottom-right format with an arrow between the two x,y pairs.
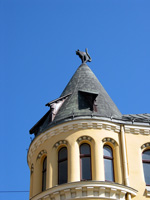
80,143 -> 90,155
58,147 -> 68,185
59,148 -> 67,160
58,160 -> 67,184
143,163 -> 150,185
142,150 -> 150,160
104,146 -> 113,158
43,157 -> 47,171
42,157 -> 47,191
81,157 -> 91,180
42,172 -> 46,191
104,158 -> 114,181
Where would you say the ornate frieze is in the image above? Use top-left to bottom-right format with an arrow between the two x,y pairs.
146,186 -> 150,197
125,125 -> 150,135
141,143 -> 150,150
30,181 -> 137,200
77,135 -> 92,143
28,119 -> 150,166
37,150 -> 47,160
28,120 -> 121,166
102,137 -> 117,146
31,163 -> 34,174
54,140 -> 67,148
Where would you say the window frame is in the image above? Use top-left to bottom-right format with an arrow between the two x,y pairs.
80,143 -> 92,181
58,146 -> 68,185
42,156 -> 47,191
142,149 -> 150,186
103,145 -> 114,182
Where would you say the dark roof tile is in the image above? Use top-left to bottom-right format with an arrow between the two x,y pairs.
122,114 -> 150,123
30,63 -> 150,136
53,63 -> 122,123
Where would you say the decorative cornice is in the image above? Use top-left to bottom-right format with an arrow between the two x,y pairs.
102,138 -> 117,146
37,150 -> 47,160
141,143 -> 150,150
28,119 -> 150,166
77,135 -> 92,143
28,120 -> 120,166
54,140 -> 67,148
30,181 -> 137,200
125,125 -> 150,135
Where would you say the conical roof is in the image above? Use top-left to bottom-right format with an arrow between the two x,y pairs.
30,63 -> 122,136
53,63 -> 122,123
30,62 -> 150,136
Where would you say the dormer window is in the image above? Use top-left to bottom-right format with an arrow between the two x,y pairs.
78,91 -> 98,112
46,93 -> 71,122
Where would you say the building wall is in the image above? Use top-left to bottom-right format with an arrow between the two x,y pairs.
28,119 -> 150,199
125,130 -> 150,199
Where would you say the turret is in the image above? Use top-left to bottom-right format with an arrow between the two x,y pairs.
28,50 -> 150,200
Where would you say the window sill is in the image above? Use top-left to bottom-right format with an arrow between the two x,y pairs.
146,186 -> 150,197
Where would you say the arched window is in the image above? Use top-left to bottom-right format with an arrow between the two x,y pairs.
80,143 -> 91,180
58,147 -> 68,184
42,157 -> 47,191
103,145 -> 114,182
142,149 -> 150,185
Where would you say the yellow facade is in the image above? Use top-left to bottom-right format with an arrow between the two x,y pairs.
27,119 -> 150,200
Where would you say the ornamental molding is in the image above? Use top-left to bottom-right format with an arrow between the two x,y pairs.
54,140 -> 68,148
30,181 -> 137,200
31,163 -> 34,174
37,150 -> 47,160
28,120 -> 150,166
141,143 -> 150,150
102,138 -> 117,146
28,120 -> 120,166
124,125 -> 150,135
77,135 -> 92,143
146,186 -> 150,197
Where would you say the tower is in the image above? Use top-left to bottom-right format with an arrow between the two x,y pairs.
28,50 -> 150,200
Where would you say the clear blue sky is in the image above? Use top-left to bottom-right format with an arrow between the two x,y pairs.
1,1 -> 150,199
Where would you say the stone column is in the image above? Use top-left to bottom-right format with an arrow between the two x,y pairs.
32,159 -> 42,196
46,149 -> 51,189
51,147 -> 57,187
68,141 -> 80,182
99,141 -> 105,181
115,145 -> 122,184
93,140 -> 101,180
